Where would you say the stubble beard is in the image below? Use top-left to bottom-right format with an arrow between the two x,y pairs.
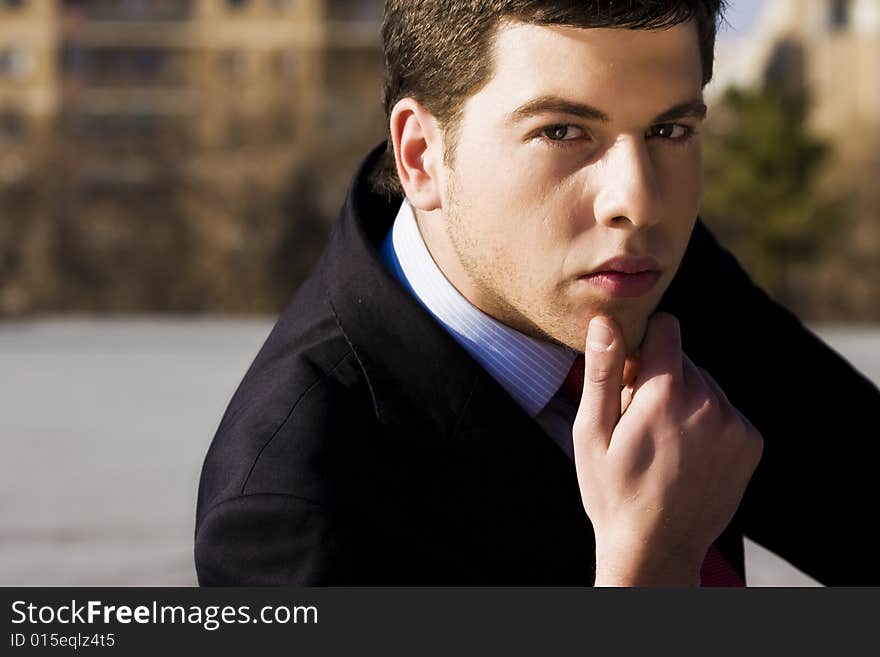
441,169 -> 591,352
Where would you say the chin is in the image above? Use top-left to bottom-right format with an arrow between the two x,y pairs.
618,316 -> 649,355
556,308 -> 650,355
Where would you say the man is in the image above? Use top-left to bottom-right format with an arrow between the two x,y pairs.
195,1 -> 880,586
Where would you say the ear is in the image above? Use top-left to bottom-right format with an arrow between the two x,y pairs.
389,98 -> 443,212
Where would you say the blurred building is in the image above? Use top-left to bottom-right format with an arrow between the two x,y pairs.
58,0 -> 325,187
0,0 -> 386,315
0,0 -> 59,185
0,0 -> 385,184
713,0 -> 880,152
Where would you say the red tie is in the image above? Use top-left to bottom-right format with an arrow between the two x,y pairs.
563,355 -> 745,586
700,545 -> 745,587
563,354 -> 585,401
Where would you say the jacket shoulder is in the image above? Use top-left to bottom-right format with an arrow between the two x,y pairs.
196,273 -> 378,527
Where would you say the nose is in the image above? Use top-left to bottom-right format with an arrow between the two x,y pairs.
591,136 -> 663,229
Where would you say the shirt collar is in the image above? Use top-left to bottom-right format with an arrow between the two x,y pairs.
379,200 -> 577,417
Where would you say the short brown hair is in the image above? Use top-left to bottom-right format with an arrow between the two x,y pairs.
372,0 -> 727,198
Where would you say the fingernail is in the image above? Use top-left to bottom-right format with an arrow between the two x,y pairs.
588,317 -> 614,352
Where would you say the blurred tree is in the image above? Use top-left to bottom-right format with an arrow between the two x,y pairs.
701,82 -> 844,316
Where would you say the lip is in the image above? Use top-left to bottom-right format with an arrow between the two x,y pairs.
587,255 -> 662,275
577,255 -> 662,298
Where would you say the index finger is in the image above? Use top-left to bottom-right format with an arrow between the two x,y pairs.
631,312 -> 684,390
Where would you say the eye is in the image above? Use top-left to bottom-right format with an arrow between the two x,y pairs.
647,123 -> 693,141
540,124 -> 586,144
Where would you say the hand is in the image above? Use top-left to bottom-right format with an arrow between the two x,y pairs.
572,313 -> 764,586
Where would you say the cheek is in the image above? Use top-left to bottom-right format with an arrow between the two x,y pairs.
453,159 -> 569,254
454,126 -> 563,210
449,138 -> 585,293
458,157 -> 544,218
658,148 -> 703,222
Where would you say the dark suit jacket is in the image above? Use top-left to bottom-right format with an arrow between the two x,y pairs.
195,143 -> 880,586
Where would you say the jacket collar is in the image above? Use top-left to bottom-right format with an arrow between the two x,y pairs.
383,198 -> 578,418
324,143 -> 505,443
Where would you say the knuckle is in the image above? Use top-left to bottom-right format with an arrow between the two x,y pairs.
656,371 -> 677,394
731,413 -> 764,464
736,411 -> 761,441
644,373 -> 676,407
571,414 -> 591,439
691,401 -> 714,428
749,427 -> 765,460
688,388 -> 716,424
587,360 -> 615,386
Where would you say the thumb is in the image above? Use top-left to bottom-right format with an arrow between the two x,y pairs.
575,316 -> 625,451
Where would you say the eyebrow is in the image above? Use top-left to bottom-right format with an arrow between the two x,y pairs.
507,95 -> 708,125
652,99 -> 708,123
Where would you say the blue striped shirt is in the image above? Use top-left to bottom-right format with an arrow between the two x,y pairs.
379,200 -> 580,457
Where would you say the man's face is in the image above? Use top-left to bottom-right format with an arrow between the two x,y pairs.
433,21 -> 705,354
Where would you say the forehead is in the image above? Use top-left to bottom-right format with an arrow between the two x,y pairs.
480,21 -> 703,116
